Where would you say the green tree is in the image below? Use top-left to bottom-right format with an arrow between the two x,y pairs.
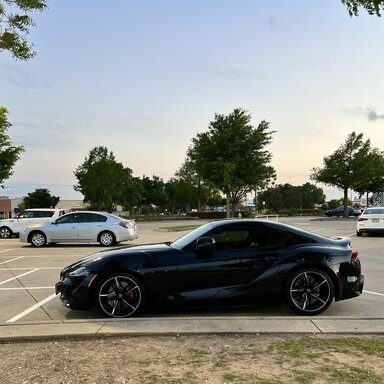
138,175 -> 168,214
22,188 -> 59,208
74,146 -> 136,212
311,132 -> 379,217
258,183 -> 325,212
0,0 -> 48,60
187,108 -> 275,218
0,107 -> 24,186
342,0 -> 384,16
354,148 -> 384,205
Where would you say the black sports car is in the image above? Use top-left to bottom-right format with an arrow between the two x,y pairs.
55,219 -> 364,317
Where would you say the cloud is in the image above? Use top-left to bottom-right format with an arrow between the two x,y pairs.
367,110 -> 384,121
344,107 -> 384,122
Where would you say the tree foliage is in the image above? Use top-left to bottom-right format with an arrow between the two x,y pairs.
311,132 -> 384,217
22,188 -> 59,208
0,106 -> 24,186
342,0 -> 384,16
187,108 -> 275,217
74,146 -> 139,212
258,183 -> 325,212
0,0 -> 48,60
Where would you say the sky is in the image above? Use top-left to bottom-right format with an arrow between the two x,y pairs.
1,0 -> 384,201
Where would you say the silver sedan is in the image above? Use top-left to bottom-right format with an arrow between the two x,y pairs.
19,211 -> 138,247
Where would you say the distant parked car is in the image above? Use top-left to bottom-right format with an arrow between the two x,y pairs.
326,206 -> 360,217
0,208 -> 66,238
356,207 -> 384,237
19,211 -> 138,247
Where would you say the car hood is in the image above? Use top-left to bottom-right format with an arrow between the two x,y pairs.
63,243 -> 176,272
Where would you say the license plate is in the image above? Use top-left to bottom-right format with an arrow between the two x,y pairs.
372,218 -> 380,223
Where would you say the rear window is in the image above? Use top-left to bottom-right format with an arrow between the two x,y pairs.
364,208 -> 384,215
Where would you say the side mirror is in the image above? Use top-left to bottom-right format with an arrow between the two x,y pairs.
196,237 -> 215,251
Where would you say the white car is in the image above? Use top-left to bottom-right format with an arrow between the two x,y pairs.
356,207 -> 384,237
0,208 -> 66,238
19,211 -> 138,247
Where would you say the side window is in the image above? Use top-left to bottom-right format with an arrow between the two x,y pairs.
34,211 -> 55,218
211,228 -> 250,250
89,214 -> 107,223
56,214 -> 78,224
18,211 -> 34,219
246,229 -> 291,249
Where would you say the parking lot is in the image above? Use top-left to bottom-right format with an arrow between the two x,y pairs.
0,217 -> 383,324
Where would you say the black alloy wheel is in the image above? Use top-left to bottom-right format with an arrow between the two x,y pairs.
0,226 -> 12,238
30,231 -> 47,247
284,268 -> 334,315
95,273 -> 145,318
356,231 -> 363,237
98,231 -> 116,246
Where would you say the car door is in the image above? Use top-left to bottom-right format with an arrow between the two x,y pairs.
47,213 -> 79,241
176,224 -> 258,301
76,213 -> 107,240
13,210 -> 35,232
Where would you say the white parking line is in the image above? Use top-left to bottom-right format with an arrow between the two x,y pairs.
311,228 -> 326,232
6,293 -> 58,323
0,249 -> 14,253
0,267 -> 61,271
364,290 -> 384,297
0,256 -> 24,265
0,286 -> 53,290
0,269 -> 40,285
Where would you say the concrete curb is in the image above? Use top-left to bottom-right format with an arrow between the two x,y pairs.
1,317 -> 384,341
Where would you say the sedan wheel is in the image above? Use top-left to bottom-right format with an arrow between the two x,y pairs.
284,268 -> 334,315
99,231 -> 115,246
30,232 -> 47,247
96,273 -> 145,318
0,226 -> 12,238
356,231 -> 362,237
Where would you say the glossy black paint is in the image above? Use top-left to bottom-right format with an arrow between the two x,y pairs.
56,219 -> 364,317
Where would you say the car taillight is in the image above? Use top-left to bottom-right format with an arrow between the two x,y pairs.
351,251 -> 359,261
119,221 -> 129,228
357,217 -> 368,221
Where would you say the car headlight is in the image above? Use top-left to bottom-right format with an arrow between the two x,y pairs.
68,266 -> 92,277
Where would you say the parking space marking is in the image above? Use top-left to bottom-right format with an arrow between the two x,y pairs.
6,292 -> 58,323
0,286 -> 53,290
0,256 -> 24,265
0,267 -> 61,271
0,268 -> 40,285
0,249 -> 14,253
311,228 -> 326,232
364,290 -> 384,297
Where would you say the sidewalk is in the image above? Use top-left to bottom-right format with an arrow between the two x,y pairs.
1,316 -> 384,341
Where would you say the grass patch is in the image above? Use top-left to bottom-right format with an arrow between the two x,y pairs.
158,225 -> 200,232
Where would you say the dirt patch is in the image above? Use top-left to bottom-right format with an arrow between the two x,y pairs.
0,334 -> 383,384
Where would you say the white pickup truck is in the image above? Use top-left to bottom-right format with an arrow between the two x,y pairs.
0,208 -> 66,238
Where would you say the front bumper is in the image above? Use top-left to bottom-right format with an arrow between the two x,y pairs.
55,273 -> 96,308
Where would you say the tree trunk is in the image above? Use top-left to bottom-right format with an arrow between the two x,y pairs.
226,193 -> 231,218
343,188 -> 348,217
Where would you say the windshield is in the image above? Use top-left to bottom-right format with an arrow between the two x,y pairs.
171,222 -> 214,250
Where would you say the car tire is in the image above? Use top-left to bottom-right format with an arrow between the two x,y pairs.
30,231 -> 47,247
284,268 -> 334,316
95,272 -> 146,318
0,226 -> 12,238
98,231 -> 116,246
356,231 -> 362,237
